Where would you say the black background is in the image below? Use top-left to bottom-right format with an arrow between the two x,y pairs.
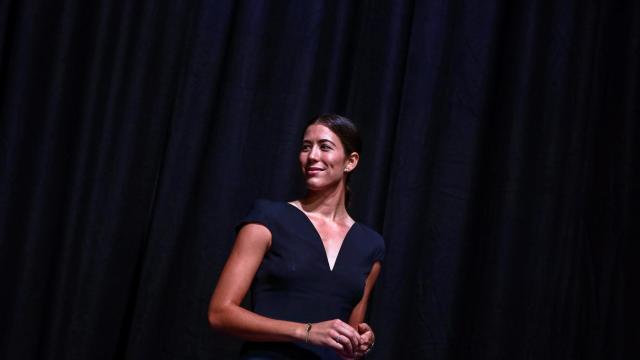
1,1 -> 638,359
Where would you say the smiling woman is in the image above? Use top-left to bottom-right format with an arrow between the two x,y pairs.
299,116 -> 361,208
208,114 -> 385,360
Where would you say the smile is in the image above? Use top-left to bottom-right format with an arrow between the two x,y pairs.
306,167 -> 324,174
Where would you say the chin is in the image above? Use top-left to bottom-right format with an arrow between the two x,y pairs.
302,175 -> 324,186
304,180 -> 324,191
304,178 -> 341,192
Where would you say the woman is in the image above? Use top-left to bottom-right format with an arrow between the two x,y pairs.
209,114 -> 385,359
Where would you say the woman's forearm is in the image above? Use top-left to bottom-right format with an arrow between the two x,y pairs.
208,303 -> 307,342
348,302 -> 366,328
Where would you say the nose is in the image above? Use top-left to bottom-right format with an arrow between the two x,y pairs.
308,145 -> 321,161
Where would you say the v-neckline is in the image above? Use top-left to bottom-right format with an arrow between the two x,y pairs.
286,202 -> 357,272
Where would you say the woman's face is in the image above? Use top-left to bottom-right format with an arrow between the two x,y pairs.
299,124 -> 358,191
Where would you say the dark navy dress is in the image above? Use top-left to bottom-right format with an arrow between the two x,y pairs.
235,199 -> 385,360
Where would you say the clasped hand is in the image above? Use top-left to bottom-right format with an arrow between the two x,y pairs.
307,319 -> 375,359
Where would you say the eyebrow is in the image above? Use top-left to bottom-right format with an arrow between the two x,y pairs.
303,139 -> 336,146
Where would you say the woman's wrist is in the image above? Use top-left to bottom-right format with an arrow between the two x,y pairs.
303,323 -> 313,343
293,322 -> 312,342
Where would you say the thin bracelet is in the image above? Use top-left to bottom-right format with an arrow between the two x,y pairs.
304,323 -> 313,343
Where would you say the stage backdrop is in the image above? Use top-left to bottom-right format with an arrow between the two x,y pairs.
1,1 -> 637,359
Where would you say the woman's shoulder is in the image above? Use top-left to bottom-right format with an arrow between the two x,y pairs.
235,198 -> 289,232
352,222 -> 386,263
244,198 -> 291,218
354,222 -> 385,246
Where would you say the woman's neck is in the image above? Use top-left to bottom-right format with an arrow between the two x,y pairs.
299,183 -> 348,222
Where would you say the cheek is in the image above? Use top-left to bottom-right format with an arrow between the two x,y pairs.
327,154 -> 345,167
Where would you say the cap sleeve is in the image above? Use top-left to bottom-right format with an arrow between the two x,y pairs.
371,231 -> 386,264
373,235 -> 386,262
235,199 -> 273,234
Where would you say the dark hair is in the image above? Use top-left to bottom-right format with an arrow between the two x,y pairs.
306,113 -> 362,207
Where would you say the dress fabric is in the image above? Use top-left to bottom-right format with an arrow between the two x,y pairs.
235,199 -> 385,360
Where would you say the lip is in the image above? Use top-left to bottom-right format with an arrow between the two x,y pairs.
305,167 -> 324,175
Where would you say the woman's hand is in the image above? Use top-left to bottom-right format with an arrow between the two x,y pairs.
307,319 -> 362,357
354,323 -> 375,357
333,322 -> 376,359
339,323 -> 375,360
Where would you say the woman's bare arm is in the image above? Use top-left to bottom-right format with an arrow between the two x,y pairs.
208,223 -> 362,353
348,261 -> 382,327
208,223 -> 305,341
341,261 -> 381,358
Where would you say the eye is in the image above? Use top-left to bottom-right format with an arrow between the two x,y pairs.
320,144 -> 332,151
301,143 -> 311,151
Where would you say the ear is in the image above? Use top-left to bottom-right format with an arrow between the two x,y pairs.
344,152 -> 360,172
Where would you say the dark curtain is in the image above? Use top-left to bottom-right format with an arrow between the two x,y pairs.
1,0 -> 637,359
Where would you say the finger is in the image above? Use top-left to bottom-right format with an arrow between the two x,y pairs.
330,330 -> 351,353
358,323 -> 374,343
336,322 -> 361,348
360,332 -> 373,345
339,330 -> 360,350
330,338 -> 344,352
334,320 -> 363,351
339,334 -> 354,355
